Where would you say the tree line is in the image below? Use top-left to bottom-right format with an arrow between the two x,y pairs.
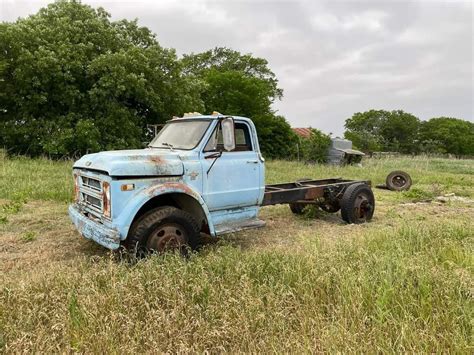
0,0 -> 296,158
1,1 -> 471,160
344,110 -> 473,157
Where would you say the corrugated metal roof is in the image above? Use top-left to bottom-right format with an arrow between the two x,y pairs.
292,127 -> 312,138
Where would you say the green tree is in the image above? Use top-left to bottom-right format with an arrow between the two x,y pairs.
0,0 -> 201,156
254,114 -> 298,159
344,131 -> 381,154
380,110 -> 420,153
300,128 -> 331,163
181,47 -> 294,159
420,117 -> 474,156
182,47 -> 282,100
344,110 -> 386,153
344,109 -> 420,153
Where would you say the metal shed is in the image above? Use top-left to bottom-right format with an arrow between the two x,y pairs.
327,137 -> 365,165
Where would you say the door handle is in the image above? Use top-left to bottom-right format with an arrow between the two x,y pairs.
247,160 -> 259,164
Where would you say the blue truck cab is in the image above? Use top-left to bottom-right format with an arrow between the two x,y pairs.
69,113 -> 375,253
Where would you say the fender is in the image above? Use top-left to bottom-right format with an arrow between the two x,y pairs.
114,182 -> 216,240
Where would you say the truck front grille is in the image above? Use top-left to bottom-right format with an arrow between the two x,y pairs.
81,176 -> 101,191
78,173 -> 104,215
82,193 -> 101,209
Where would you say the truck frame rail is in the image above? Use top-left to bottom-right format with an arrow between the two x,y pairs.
262,178 -> 371,206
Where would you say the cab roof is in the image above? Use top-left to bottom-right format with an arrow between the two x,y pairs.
171,113 -> 253,124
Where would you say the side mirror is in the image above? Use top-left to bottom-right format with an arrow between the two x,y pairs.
221,117 -> 235,152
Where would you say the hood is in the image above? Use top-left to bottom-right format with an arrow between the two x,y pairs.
73,149 -> 184,177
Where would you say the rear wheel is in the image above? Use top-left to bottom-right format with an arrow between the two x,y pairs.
125,206 -> 200,256
340,183 -> 375,224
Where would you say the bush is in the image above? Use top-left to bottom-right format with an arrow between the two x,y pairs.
299,128 -> 331,163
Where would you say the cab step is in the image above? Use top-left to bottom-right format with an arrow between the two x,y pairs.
214,218 -> 266,235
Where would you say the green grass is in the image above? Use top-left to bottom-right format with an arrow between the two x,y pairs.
0,153 -> 473,352
1,153 -> 473,203
0,152 -> 73,202
1,220 -> 472,352
266,156 -> 474,200
20,231 -> 37,243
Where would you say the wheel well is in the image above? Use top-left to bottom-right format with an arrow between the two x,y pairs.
131,193 -> 208,232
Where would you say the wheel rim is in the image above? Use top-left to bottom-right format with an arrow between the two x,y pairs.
146,223 -> 187,253
354,193 -> 373,221
391,175 -> 407,188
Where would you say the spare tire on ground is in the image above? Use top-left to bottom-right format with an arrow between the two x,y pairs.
385,170 -> 412,191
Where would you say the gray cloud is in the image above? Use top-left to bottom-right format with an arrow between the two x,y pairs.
1,0 -> 472,135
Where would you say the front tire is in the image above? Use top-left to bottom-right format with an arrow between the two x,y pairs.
125,206 -> 200,256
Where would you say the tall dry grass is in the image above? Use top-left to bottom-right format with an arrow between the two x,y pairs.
0,153 -> 472,352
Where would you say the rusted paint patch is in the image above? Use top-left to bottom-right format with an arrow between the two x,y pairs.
188,171 -> 199,180
146,182 -> 201,200
304,188 -> 324,200
102,181 -> 110,217
129,154 -> 166,164
149,156 -> 165,164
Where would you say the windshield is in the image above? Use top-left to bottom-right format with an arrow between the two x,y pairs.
149,120 -> 211,150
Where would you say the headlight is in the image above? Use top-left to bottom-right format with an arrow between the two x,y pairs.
102,181 -> 111,218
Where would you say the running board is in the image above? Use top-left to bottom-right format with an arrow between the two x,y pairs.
214,218 -> 266,235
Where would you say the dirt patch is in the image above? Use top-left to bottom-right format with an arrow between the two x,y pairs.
0,200 -> 105,273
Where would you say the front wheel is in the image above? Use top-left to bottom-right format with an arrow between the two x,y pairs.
125,206 -> 200,256
340,183 -> 375,224
289,203 -> 306,214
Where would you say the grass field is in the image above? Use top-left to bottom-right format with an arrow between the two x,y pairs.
0,153 -> 473,352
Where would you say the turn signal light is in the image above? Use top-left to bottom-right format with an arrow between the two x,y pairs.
73,173 -> 79,202
121,184 -> 135,191
102,182 -> 111,218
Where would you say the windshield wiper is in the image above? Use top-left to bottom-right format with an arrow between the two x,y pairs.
161,142 -> 175,151
147,142 -> 175,150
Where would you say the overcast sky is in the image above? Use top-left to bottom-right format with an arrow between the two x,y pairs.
1,0 -> 473,135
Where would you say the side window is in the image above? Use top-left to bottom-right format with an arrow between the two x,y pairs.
204,121 -> 253,152
234,123 -> 253,151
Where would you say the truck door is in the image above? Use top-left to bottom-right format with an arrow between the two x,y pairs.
201,120 -> 262,211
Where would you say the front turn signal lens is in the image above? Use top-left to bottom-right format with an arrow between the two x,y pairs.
102,181 -> 111,218
121,184 -> 135,191
73,173 -> 79,202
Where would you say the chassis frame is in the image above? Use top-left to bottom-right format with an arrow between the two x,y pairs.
262,178 -> 371,207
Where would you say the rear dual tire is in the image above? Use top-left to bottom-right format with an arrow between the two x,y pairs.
340,183 -> 375,224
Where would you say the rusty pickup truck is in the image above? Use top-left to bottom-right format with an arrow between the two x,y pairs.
69,113 -> 375,253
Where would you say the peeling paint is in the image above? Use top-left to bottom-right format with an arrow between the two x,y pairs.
73,150 -> 184,177
69,204 -> 121,250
